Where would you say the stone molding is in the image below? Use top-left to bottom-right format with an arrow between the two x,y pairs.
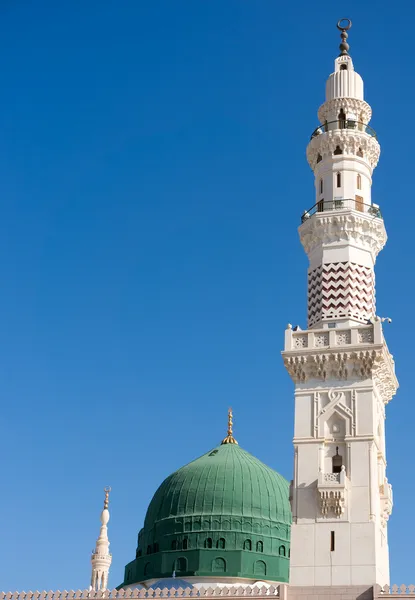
0,588 -> 283,599
282,345 -> 397,405
306,130 -> 380,171
317,98 -> 372,124
299,210 -> 387,258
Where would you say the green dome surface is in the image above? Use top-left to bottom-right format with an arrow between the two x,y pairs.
145,443 -> 291,526
122,442 -> 292,585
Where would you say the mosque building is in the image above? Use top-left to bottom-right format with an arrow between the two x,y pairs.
2,19 -> 409,600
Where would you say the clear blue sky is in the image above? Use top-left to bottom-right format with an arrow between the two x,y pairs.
0,0 -> 412,591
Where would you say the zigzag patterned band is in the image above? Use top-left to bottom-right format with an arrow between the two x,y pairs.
308,261 -> 375,327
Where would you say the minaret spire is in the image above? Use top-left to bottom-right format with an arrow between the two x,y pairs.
90,487 -> 112,591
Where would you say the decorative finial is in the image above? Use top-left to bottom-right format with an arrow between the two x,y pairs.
104,486 -> 111,510
337,18 -> 352,56
221,407 -> 238,445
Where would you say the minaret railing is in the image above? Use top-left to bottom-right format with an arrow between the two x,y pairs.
301,199 -> 382,223
310,120 -> 377,140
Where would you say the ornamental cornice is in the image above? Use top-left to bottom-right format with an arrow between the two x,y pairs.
307,130 -> 380,171
282,345 -> 398,405
299,210 -> 387,258
318,98 -> 372,124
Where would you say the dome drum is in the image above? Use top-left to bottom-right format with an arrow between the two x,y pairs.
124,546 -> 289,585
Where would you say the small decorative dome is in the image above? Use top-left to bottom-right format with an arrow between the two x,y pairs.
122,413 -> 291,586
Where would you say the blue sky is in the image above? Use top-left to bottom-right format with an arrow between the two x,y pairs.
0,0 -> 413,590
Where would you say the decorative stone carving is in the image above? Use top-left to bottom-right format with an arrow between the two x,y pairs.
373,349 -> 397,406
324,473 -> 341,483
316,389 -> 354,439
319,388 -> 346,416
319,489 -> 345,517
294,335 -> 308,349
307,129 -> 380,170
317,97 -> 372,124
380,479 -> 393,527
283,346 -> 398,404
299,210 -> 387,259
336,330 -> 351,345
317,466 -> 347,518
359,329 -> 374,343
314,333 -> 329,347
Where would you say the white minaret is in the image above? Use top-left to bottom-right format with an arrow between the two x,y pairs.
90,487 -> 112,591
282,20 -> 398,587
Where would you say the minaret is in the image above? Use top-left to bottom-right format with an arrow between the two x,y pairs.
90,487 -> 112,591
282,20 -> 398,587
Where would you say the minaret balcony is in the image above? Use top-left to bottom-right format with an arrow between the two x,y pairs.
318,469 -> 347,487
301,198 -> 382,224
284,322 -> 381,352
317,467 -> 348,519
310,119 -> 377,140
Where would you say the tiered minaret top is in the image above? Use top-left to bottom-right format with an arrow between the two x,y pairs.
302,19 -> 386,329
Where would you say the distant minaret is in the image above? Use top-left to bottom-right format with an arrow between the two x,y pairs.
90,487 -> 112,591
283,20 -> 398,587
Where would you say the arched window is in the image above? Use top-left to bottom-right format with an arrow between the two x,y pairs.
340,64 -> 347,71
137,549 -> 142,558
336,173 -> 341,187
357,174 -> 362,190
279,545 -> 286,556
256,541 -> 263,552
254,560 -> 267,576
357,147 -> 364,158
217,538 -> 226,549
182,538 -> 188,550
320,179 -> 323,194
171,540 -> 177,550
244,539 -> 252,551
205,538 -> 213,549
316,154 -> 322,163
146,545 -> 152,555
332,447 -> 343,473
338,109 -> 346,129
334,146 -> 343,155
153,542 -> 159,553
175,557 -> 187,573
212,557 -> 226,573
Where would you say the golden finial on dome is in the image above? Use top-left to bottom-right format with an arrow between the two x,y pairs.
104,486 -> 111,509
221,407 -> 238,445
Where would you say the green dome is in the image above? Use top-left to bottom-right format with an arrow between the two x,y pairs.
122,442 -> 292,585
